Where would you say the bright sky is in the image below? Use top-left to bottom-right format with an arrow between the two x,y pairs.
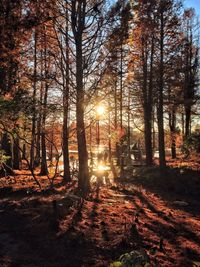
185,0 -> 200,15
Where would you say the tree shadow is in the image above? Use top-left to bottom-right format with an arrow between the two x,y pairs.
120,168 -> 200,216
113,184 -> 200,265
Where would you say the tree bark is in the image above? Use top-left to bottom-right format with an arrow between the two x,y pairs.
142,37 -> 153,166
114,80 -> 118,130
144,35 -> 154,166
127,88 -> 131,160
72,0 -> 89,192
30,29 -> 37,169
35,59 -> 43,167
76,41 -> 89,191
62,5 -> 71,183
185,107 -> 191,138
120,41 -> 123,130
13,136 -> 20,169
40,130 -> 48,175
157,3 -> 166,169
169,107 -> 176,159
40,28 -> 48,176
22,143 -> 26,160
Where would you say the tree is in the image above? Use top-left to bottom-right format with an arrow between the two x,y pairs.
0,0 -> 22,95
157,0 -> 166,169
51,0 -> 71,183
182,9 -> 199,138
130,0 -> 157,166
70,0 -> 109,192
71,0 -> 90,192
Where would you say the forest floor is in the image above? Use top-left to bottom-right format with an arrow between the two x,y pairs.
0,159 -> 200,267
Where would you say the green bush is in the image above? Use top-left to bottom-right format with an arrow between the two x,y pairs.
0,150 -> 10,166
109,250 -> 151,267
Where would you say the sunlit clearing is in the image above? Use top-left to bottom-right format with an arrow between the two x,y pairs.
97,164 -> 109,172
96,145 -> 104,153
96,105 -> 105,116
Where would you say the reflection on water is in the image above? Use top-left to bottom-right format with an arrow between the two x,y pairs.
48,147 -> 115,185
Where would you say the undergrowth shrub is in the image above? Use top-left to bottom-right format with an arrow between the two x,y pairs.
0,150 -> 10,170
109,250 -> 160,267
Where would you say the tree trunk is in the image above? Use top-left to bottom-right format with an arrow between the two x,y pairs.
169,107 -> 176,159
49,129 -> 54,164
62,98 -> 71,182
13,136 -> 20,169
142,39 -> 153,166
127,88 -> 131,160
40,131 -> 48,175
22,143 -> 26,160
35,69 -> 43,167
144,109 -> 153,165
152,108 -> 156,153
1,133 -> 13,175
76,86 -> 90,192
72,0 -> 89,192
40,28 -> 48,176
35,118 -> 41,167
108,95 -> 112,162
114,80 -> 118,130
181,112 -> 185,139
120,41 -> 123,130
144,35 -> 154,166
62,5 -> 71,183
185,107 -> 191,138
157,4 -> 166,169
30,29 -> 37,169
76,39 -> 90,192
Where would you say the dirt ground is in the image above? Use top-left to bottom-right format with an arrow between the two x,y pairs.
0,165 -> 200,267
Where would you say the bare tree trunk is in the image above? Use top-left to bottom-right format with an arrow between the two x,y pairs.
72,0 -> 89,192
62,85 -> 71,183
62,5 -> 71,183
144,109 -> 153,165
35,117 -> 41,167
181,112 -> 185,139
40,130 -> 48,175
114,80 -> 118,130
108,96 -> 112,162
40,29 -> 48,176
49,128 -> 54,164
30,30 -> 37,169
22,120 -> 27,160
127,87 -> 131,160
22,143 -> 26,160
169,107 -> 176,159
185,107 -> 191,138
157,3 -> 166,169
13,136 -> 20,170
76,76 -> 89,191
142,39 -> 153,166
144,36 -> 154,166
114,80 -> 119,165
35,55 -> 43,167
120,42 -> 123,130
152,108 -> 156,153
184,41 -> 191,139
119,42 -> 124,175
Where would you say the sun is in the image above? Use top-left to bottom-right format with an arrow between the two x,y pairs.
96,105 -> 105,116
